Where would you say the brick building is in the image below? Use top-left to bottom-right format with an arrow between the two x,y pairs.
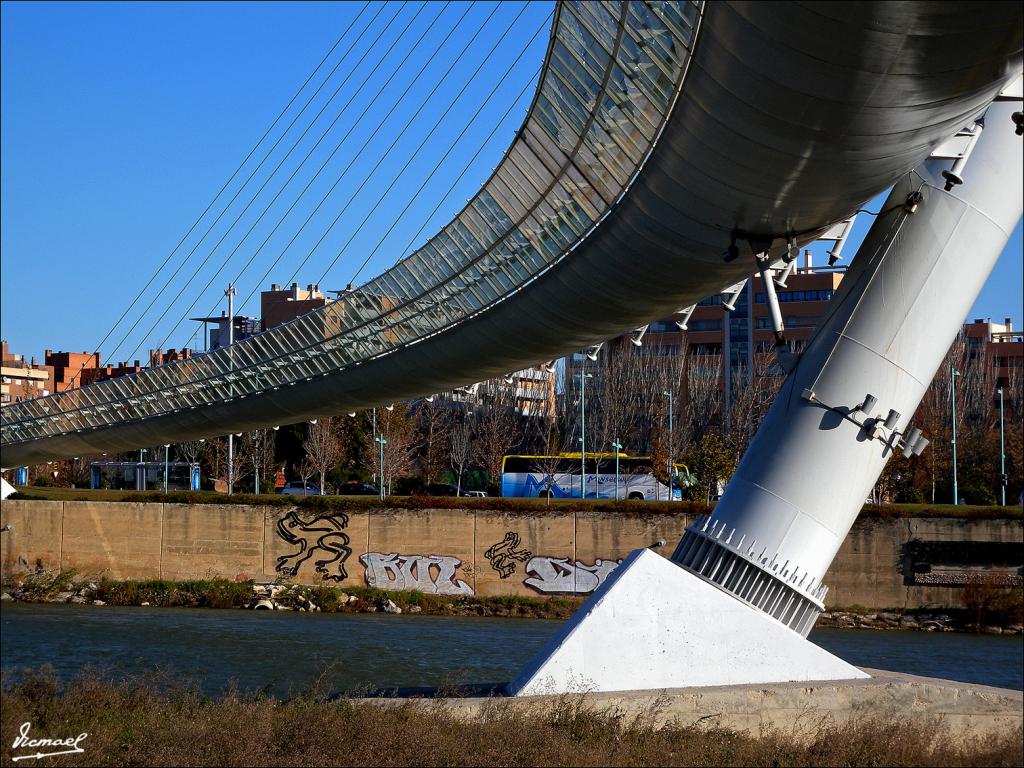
80,359 -> 144,386
261,283 -> 330,329
147,347 -> 196,368
44,350 -> 101,392
964,317 -> 1023,390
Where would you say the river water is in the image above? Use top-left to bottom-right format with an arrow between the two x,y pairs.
2,604 -> 1021,696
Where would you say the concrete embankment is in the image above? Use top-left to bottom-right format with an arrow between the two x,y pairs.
1,498 -> 1020,611
385,671 -> 1024,745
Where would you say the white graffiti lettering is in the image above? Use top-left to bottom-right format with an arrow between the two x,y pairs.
359,552 -> 474,595
524,557 -> 621,594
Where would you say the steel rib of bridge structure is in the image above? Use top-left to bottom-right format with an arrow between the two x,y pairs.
2,0 -> 1021,468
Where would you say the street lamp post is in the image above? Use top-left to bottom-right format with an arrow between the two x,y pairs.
663,389 -> 674,498
579,371 -> 592,499
612,440 -> 622,500
138,448 -> 147,492
226,283 -> 235,496
375,436 -> 387,502
372,407 -> 378,486
163,444 -> 170,494
951,366 -> 960,505
998,386 -> 1006,506
253,432 -> 260,495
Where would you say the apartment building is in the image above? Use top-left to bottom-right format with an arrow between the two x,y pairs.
565,259 -> 843,399
448,365 -> 557,420
964,317 -> 1023,390
1,341 -> 53,406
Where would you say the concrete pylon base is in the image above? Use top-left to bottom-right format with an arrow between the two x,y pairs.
0,477 -> 15,500
508,548 -> 868,696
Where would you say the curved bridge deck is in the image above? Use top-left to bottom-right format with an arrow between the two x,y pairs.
3,0 -> 1021,466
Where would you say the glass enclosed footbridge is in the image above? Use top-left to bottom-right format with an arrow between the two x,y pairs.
2,0 -> 1021,467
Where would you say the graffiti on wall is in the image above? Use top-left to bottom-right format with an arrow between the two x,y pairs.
524,556 -> 621,594
360,552 -> 474,595
484,531 -> 533,579
275,509 -> 352,582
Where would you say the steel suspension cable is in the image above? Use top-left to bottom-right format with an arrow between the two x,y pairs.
109,1 -> 400,365
125,2 -> 436,359
384,62 -> 544,279
339,10 -> 550,287
237,1 -> 522,312
64,3 -> 369,387
223,0 -> 488,316
152,0 -> 453,350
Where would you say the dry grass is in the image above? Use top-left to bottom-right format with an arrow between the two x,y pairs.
1,668 -> 1020,767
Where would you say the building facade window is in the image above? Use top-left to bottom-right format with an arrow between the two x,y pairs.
755,289 -> 833,303
688,319 -> 722,331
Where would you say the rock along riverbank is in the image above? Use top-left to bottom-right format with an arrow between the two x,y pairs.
2,569 -> 1021,633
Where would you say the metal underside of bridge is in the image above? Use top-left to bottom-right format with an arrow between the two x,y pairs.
2,0 -> 1022,467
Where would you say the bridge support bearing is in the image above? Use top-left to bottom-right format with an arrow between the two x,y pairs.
507,548 -> 865,696
509,99 -> 1021,695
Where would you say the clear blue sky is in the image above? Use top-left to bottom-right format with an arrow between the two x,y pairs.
2,1 -> 1021,363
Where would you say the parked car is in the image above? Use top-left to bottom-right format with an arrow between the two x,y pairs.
336,481 -> 379,496
279,480 -> 325,496
460,490 -> 487,498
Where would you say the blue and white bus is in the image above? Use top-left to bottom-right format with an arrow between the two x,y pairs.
501,453 -> 689,501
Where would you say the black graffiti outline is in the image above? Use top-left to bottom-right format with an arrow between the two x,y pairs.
484,531 -> 533,579
275,509 -> 352,582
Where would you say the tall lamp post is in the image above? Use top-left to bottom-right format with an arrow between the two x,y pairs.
579,371 -> 592,499
951,366 -> 960,505
253,432 -> 261,495
138,448 -> 147,492
612,440 -> 622,500
226,283 -> 235,496
998,386 -> 1006,506
163,444 -> 170,494
372,407 -> 378,486
375,436 -> 387,502
663,388 -> 674,498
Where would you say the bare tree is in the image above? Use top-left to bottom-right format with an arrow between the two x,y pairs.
1004,365 -> 1024,503
201,435 -> 250,493
176,440 -> 204,466
915,332 -> 968,502
474,380 -> 521,487
449,414 -> 474,495
229,435 -> 252,494
246,428 -> 277,494
304,418 -> 342,495
531,423 -> 566,504
415,399 -> 451,485
201,437 -> 227,489
724,353 -> 782,468
298,456 -> 317,495
685,350 -> 724,448
376,404 -> 418,495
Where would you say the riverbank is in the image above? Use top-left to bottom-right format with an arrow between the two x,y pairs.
0,571 -> 581,620
1,668 -> 1020,767
2,571 -> 1021,633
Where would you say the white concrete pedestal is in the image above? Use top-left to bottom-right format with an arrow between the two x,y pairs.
508,548 -> 867,696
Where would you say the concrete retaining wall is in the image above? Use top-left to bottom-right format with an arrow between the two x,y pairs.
1,500 -> 1020,609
